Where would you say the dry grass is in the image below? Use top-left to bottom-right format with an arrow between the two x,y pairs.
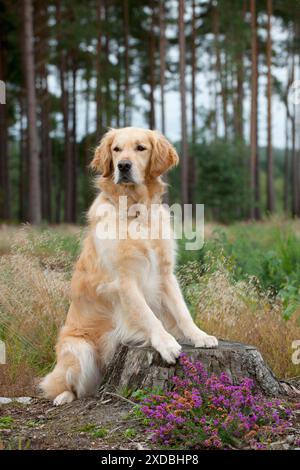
195,264 -> 300,379
0,226 -> 77,395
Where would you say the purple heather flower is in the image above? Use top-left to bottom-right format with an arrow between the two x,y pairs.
136,355 -> 293,450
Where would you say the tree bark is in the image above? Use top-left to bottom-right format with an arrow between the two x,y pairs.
284,109 -> 290,215
56,2 -> 74,223
296,20 -> 300,217
159,0 -> 166,135
266,0 -> 274,213
234,0 -> 246,142
159,0 -> 169,204
103,0 -> 111,129
19,95 -> 27,221
179,0 -> 189,205
40,66 -> 52,222
189,0 -> 197,208
148,0 -> 156,130
123,0 -> 130,126
290,28 -> 297,217
191,0 -> 196,145
103,342 -> 300,397
23,0 -> 42,224
0,41 -> 10,220
85,73 -> 91,173
116,48 -> 121,128
71,62 -> 77,223
250,0 -> 260,220
96,0 -> 103,141
36,2 -> 52,223
212,1 -> 228,141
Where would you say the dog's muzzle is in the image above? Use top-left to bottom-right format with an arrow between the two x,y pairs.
116,159 -> 135,184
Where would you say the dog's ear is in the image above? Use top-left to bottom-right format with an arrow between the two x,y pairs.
149,130 -> 179,178
90,129 -> 116,176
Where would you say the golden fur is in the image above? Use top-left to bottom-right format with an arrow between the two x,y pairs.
40,127 -> 218,405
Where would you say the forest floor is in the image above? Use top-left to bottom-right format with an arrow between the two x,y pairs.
0,396 -> 148,450
1,393 -> 300,450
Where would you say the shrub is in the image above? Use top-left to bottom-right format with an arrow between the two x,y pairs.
139,354 -> 293,450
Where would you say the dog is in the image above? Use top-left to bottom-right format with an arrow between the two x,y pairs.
40,127 -> 218,405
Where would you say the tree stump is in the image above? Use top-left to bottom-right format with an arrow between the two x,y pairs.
103,340 -> 300,397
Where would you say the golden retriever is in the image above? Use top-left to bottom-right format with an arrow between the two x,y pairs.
40,127 -> 218,405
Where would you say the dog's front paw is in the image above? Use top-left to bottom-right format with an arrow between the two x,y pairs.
151,332 -> 182,364
192,332 -> 218,348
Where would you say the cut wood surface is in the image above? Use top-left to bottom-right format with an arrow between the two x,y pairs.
103,340 -> 300,397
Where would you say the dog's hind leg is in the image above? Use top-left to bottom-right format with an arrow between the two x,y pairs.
40,337 -> 101,405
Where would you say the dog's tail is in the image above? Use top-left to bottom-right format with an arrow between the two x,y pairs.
40,338 -> 100,400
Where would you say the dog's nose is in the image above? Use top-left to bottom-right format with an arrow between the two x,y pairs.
117,160 -> 132,172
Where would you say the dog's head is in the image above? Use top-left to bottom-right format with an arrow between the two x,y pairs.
91,127 -> 179,185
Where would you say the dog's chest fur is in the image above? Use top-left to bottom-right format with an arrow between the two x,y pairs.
92,204 -> 175,309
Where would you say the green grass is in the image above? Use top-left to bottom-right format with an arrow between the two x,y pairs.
79,424 -> 108,438
0,416 -> 14,429
177,218 -> 300,319
123,428 -> 137,439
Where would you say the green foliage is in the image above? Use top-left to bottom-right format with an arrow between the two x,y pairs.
0,416 -> 14,429
123,428 -> 137,439
131,387 -> 164,401
79,423 -> 108,438
177,221 -> 300,319
91,428 -> 108,439
195,140 -> 250,222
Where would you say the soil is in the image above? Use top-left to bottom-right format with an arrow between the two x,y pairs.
1,394 -> 300,450
0,396 -> 149,450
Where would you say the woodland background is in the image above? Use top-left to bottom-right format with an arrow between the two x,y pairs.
1,0 -> 300,224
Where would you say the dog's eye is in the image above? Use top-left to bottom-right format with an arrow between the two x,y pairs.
136,145 -> 146,151
113,146 -> 121,152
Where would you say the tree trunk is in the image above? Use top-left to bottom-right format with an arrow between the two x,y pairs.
96,0 -> 103,141
23,0 -> 42,224
250,0 -> 260,220
60,59 -> 73,224
159,0 -> 169,204
284,109 -> 290,215
191,0 -> 196,145
179,0 -> 189,205
159,0 -> 166,135
266,0 -> 274,213
56,2 -> 73,223
40,66 -> 52,223
103,342 -> 300,397
116,48 -> 121,128
0,42 -> 10,220
290,32 -> 297,217
296,21 -> 300,217
71,62 -> 77,223
85,74 -> 91,173
189,0 -> 197,208
235,55 -> 244,141
35,2 -> 52,222
104,0 -> 111,129
123,0 -> 130,126
234,0 -> 246,142
149,0 -> 156,130
19,95 -> 27,221
212,1 -> 228,141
